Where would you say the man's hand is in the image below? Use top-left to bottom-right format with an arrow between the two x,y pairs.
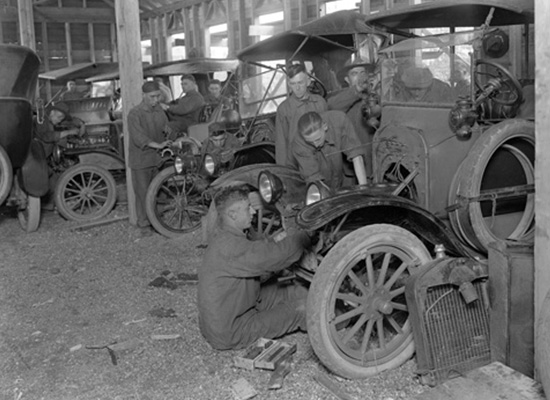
160,103 -> 170,111
248,191 -> 263,211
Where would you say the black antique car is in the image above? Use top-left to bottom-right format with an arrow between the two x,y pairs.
0,44 -> 49,232
205,0 -> 534,380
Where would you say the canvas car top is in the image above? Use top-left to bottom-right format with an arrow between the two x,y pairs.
85,58 -> 239,83
365,0 -> 534,31
237,10 -> 379,62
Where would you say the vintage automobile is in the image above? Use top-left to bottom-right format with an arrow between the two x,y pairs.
145,132 -> 275,238
0,44 -> 49,232
205,0 -> 535,380
49,97 -> 125,222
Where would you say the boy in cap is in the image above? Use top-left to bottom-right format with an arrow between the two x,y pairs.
161,74 -> 205,137
127,80 -> 173,237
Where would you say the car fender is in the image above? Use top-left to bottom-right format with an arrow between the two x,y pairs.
17,139 -> 49,197
76,150 -> 125,170
297,190 -> 472,258
232,142 -> 275,168
210,163 -> 300,190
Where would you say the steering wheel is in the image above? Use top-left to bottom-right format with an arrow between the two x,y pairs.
473,59 -> 523,107
308,75 -> 327,98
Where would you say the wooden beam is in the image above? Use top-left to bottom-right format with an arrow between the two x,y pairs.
225,0 -> 235,57
535,0 -> 550,361
65,22 -> 73,65
84,0 -> 96,63
41,21 -> 52,100
115,0 -> 143,226
237,0 -> 248,51
282,0 -> 292,30
18,0 -> 36,49
183,7 -> 192,57
33,6 -> 115,23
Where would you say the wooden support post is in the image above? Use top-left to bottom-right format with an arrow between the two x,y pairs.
225,0 -> 236,57
41,21 -> 52,100
282,0 -> 292,30
110,23 -> 118,62
65,22 -> 73,65
192,4 -> 203,56
17,0 -> 35,49
535,0 -> 550,372
114,0 -> 143,226
237,0 -> 248,52
183,7 -> 192,57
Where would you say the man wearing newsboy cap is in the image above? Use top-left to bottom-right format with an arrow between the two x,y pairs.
127,81 -> 173,237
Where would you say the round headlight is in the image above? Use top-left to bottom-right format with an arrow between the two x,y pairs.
258,170 -> 283,204
52,144 -> 63,164
204,154 -> 216,175
306,181 -> 330,205
174,156 -> 184,174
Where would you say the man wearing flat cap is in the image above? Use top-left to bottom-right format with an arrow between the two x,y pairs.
398,66 -> 452,103
327,58 -> 376,178
161,74 -> 205,137
127,80 -> 172,237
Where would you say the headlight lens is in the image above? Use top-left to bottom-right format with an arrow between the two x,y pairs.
306,181 -> 330,205
174,156 -> 184,174
204,154 -> 216,175
258,170 -> 283,204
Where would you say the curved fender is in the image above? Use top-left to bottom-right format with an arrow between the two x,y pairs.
17,139 -> 49,197
77,151 -> 125,170
232,142 -> 276,168
297,190 -> 473,258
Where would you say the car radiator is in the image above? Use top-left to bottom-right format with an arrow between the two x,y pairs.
405,256 -> 491,386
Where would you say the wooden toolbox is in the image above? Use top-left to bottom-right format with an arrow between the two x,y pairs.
234,338 -> 296,371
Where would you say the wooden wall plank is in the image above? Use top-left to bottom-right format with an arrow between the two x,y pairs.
18,0 -> 36,49
33,6 -> 115,23
534,0 -> 550,380
115,0 -> 143,226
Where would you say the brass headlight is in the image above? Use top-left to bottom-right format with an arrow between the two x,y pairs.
174,156 -> 184,174
258,170 -> 283,204
203,154 -> 216,175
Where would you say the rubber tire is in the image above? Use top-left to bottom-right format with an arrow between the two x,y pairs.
448,120 -> 534,254
145,167 -> 207,238
536,289 -> 550,398
55,164 -> 117,221
18,195 -> 40,232
307,224 -> 431,379
0,145 -> 13,205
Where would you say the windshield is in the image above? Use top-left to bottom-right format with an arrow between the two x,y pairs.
238,62 -> 287,119
379,30 -> 477,106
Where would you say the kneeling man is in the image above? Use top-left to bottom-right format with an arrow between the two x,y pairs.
198,185 -> 310,350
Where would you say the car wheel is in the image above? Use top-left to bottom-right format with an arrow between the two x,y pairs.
18,195 -> 40,232
0,145 -> 13,205
145,167 -> 208,238
55,164 -> 117,221
307,224 -> 431,379
448,119 -> 534,254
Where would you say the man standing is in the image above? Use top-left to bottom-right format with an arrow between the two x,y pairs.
162,74 -> 205,136
198,185 -> 310,350
60,80 -> 89,101
275,64 -> 327,166
290,110 -> 368,190
128,81 -> 172,237
328,59 -> 376,177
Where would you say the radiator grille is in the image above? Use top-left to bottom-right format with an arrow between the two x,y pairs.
421,281 -> 491,384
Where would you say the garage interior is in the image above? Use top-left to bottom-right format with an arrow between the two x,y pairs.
1,0 -> 549,399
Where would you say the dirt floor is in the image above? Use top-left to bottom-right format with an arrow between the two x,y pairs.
0,205 -> 428,400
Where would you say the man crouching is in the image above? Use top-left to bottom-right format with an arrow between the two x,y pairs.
198,185 -> 310,350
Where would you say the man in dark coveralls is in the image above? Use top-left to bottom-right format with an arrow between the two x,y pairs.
198,185 -> 310,350
128,81 -> 172,237
275,63 -> 327,166
161,74 -> 205,136
290,110 -> 368,190
328,59 -> 376,177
